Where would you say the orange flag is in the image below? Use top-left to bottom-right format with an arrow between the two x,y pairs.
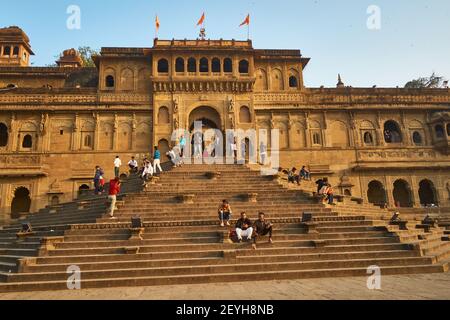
155,15 -> 160,32
197,12 -> 205,26
239,14 -> 250,27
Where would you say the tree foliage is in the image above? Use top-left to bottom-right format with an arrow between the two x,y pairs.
77,46 -> 99,67
405,73 -> 447,89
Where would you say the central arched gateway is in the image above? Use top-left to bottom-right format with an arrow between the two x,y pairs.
188,106 -> 223,157
188,106 -> 221,131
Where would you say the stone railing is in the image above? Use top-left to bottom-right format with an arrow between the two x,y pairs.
254,88 -> 450,106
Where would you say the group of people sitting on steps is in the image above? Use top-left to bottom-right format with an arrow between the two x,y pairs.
315,177 -> 335,205
218,199 -> 274,250
285,166 -> 311,186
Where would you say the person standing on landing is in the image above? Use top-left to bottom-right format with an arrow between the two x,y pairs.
114,156 -> 122,178
153,146 -> 163,174
107,177 -> 121,219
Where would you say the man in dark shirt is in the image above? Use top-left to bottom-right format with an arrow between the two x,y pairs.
253,212 -> 273,249
235,212 -> 254,243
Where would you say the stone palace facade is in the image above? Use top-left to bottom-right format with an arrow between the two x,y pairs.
1,26 -> 450,219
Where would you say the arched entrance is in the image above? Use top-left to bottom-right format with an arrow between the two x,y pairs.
188,106 -> 221,131
393,180 -> 413,207
11,187 -> 31,218
188,106 -> 222,158
367,181 -> 387,207
158,139 -> 170,162
78,184 -> 90,198
419,180 -> 437,207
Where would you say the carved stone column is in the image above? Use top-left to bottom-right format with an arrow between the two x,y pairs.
71,113 -> 80,151
131,113 -> 137,150
8,113 -> 18,152
93,113 -> 100,151
304,112 -> 311,148
322,111 -> 328,147
113,113 -> 119,151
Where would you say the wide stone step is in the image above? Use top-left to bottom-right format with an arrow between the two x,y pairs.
22,249 -> 422,273
0,263 -> 445,293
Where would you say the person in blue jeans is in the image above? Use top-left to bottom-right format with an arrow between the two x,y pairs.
218,199 -> 232,227
153,146 -> 163,174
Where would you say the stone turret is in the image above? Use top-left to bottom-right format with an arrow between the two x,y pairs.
56,48 -> 83,68
0,26 -> 34,67
337,74 -> 345,88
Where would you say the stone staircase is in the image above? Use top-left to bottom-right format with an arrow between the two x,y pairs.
0,164 -> 449,292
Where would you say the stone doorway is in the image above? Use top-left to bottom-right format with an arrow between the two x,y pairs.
11,187 -> 31,219
419,179 -> 438,207
188,106 -> 222,158
393,179 -> 413,208
367,181 -> 387,207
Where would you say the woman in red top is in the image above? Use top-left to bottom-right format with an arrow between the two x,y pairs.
107,177 -> 121,218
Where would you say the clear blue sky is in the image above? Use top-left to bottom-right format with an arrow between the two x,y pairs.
1,0 -> 449,87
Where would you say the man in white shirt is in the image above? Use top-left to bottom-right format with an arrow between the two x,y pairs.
114,156 -> 122,178
128,156 -> 138,173
141,160 -> 154,186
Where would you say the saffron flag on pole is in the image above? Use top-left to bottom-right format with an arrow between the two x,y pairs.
197,12 -> 205,26
155,15 -> 160,32
239,14 -> 250,27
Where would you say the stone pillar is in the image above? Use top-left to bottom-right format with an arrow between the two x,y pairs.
71,114 -> 80,151
8,113 -> 18,152
410,176 -> 419,208
385,176 -> 395,207
322,112 -> 328,147
93,113 -> 100,151
131,113 -> 137,151
304,112 -> 311,148
113,114 -> 119,151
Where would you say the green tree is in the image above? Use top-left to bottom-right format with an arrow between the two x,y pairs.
77,46 -> 99,67
405,72 -> 447,89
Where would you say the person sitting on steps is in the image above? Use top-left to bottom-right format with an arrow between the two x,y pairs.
252,212 -> 274,250
235,212 -> 254,243
128,156 -> 139,174
300,166 -> 311,181
218,199 -> 232,227
288,167 -> 300,185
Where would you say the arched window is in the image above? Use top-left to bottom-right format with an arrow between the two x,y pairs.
412,131 -> 423,145
22,134 -> 33,148
3,46 -> 11,56
223,58 -> 232,73
289,76 -> 298,88
435,125 -> 445,139
158,106 -> 170,124
6,84 -> 16,88
157,59 -> 169,73
239,106 -> 251,123
384,121 -> 402,143
0,123 -> 8,147
105,75 -> 115,88
313,133 -> 321,145
84,135 -> 92,147
364,132 -> 374,145
13,46 -> 19,56
175,57 -> 184,73
212,58 -> 221,73
200,57 -> 209,73
188,58 -> 196,72
239,60 -> 249,74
